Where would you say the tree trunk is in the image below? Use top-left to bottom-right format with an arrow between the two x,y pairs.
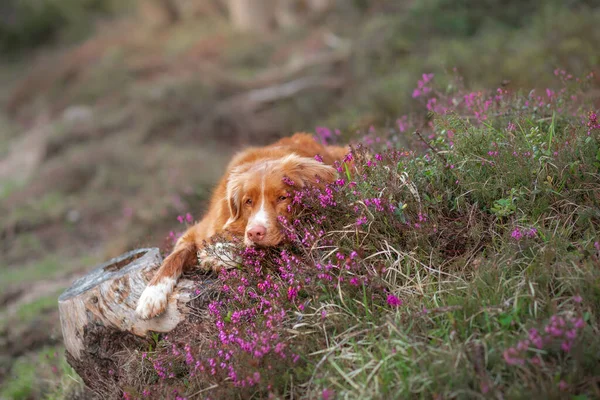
227,0 -> 275,33
58,248 -> 196,391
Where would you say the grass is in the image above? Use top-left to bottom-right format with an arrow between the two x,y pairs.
15,291 -> 63,322
0,256 -> 63,291
0,254 -> 99,292
100,72 -> 600,399
9,190 -> 67,220
0,345 -> 85,400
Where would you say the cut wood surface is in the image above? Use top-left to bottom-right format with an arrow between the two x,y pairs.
58,248 -> 193,360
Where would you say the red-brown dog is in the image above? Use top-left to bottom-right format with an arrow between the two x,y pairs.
136,133 -> 347,319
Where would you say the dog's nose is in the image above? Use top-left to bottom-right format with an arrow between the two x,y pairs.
247,225 -> 267,242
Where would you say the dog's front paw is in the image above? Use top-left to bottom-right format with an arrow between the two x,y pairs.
135,279 -> 175,319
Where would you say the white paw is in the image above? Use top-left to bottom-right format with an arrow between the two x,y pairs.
135,278 -> 175,319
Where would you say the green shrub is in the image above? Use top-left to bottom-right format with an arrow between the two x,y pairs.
340,2 -> 600,129
406,0 -> 595,37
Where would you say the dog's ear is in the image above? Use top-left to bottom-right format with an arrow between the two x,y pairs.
283,154 -> 337,188
223,169 -> 245,229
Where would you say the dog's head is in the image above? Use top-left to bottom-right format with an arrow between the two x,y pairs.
223,154 -> 336,247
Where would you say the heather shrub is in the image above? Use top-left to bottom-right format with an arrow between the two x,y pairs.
343,3 -> 600,129
117,72 -> 599,399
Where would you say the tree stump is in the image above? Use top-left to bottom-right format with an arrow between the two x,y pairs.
58,248 -> 196,392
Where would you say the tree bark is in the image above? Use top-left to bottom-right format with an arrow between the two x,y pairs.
227,0 -> 275,33
58,248 -> 196,391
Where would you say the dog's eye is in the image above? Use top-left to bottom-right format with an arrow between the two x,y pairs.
245,198 -> 253,206
278,195 -> 288,202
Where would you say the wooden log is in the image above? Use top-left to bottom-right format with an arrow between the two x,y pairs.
58,248 -> 193,362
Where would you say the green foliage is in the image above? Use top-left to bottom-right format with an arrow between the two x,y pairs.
337,3 -> 600,129
0,254 -> 99,292
15,291 -> 61,322
407,0 -> 540,37
0,356 -> 36,399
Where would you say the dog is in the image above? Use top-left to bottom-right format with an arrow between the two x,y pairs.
136,133 -> 347,319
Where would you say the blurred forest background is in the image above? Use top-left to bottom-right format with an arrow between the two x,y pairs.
0,0 -> 599,398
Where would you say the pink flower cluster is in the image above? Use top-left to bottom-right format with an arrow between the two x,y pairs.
412,73 -> 434,98
587,111 -> 599,136
503,313 -> 585,366
386,294 -> 402,307
315,126 -> 340,145
146,220 -> 404,392
396,115 -> 408,133
510,227 -> 537,241
176,213 -> 193,224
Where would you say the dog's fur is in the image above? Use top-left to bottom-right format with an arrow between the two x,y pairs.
136,133 -> 347,319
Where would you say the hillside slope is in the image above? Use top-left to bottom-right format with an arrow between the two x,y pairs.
1,1 -> 600,398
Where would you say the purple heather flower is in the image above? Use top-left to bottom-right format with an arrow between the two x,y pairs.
386,294 -> 402,307
511,228 -> 523,241
322,389 -> 336,400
